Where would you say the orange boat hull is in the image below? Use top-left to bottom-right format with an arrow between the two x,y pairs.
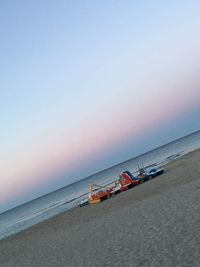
88,198 -> 101,204
88,189 -> 112,204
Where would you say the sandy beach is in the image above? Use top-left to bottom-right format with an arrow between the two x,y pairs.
0,149 -> 200,267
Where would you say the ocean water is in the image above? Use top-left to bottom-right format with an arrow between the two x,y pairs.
0,130 -> 200,240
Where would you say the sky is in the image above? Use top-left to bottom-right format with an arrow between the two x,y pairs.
0,0 -> 200,213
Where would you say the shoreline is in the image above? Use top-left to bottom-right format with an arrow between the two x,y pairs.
1,130 -> 197,218
0,147 -> 196,241
0,148 -> 200,266
1,148 -> 199,239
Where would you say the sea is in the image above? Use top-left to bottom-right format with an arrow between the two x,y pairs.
0,130 -> 200,240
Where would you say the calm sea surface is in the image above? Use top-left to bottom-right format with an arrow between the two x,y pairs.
0,131 -> 200,240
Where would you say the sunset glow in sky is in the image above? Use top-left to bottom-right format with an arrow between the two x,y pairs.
1,1 -> 200,212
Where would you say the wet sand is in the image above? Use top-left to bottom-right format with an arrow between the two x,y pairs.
0,149 -> 200,267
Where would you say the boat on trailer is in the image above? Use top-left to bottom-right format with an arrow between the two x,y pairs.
80,167 -> 164,206
88,184 -> 113,204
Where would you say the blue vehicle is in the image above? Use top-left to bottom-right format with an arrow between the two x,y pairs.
124,165 -> 164,183
147,167 -> 164,178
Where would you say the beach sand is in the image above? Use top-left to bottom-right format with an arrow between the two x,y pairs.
0,149 -> 200,267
